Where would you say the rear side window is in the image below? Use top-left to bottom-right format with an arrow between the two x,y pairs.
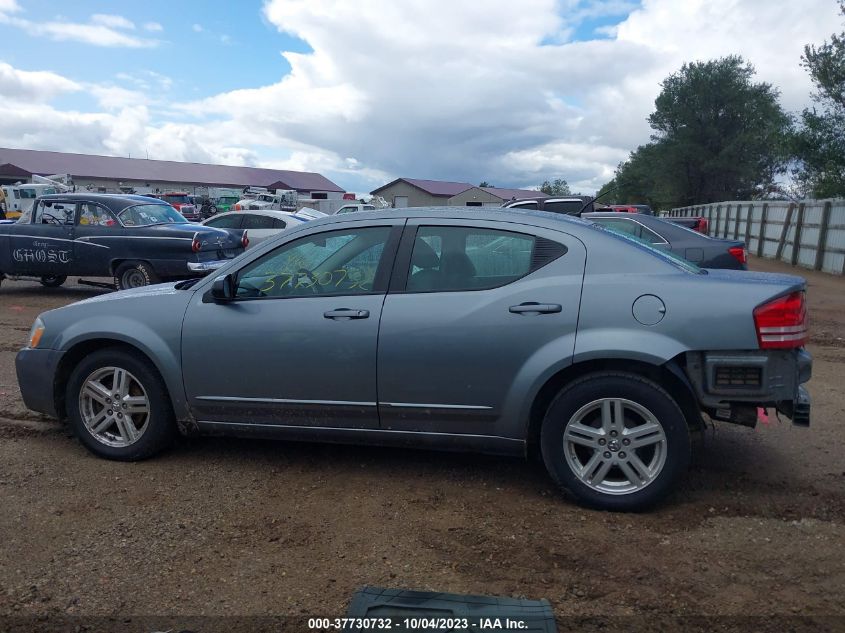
509,201 -> 538,209
543,200 -> 583,214
594,218 -> 665,245
272,218 -> 288,229
405,226 -> 565,292
206,214 -> 244,229
243,214 -> 275,230
592,224 -> 703,274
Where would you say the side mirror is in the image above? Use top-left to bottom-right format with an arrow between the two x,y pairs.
211,273 -> 236,301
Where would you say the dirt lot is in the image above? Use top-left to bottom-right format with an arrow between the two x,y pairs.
0,257 -> 843,631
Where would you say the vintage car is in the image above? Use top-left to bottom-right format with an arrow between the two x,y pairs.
0,193 -> 247,290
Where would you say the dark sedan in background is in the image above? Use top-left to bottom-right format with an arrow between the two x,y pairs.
0,193 -> 247,290
584,212 -> 747,269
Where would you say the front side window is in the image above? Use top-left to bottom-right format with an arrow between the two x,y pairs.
236,226 -> 391,298
34,200 -> 75,225
406,226 -> 537,292
119,204 -> 187,226
79,203 -> 118,227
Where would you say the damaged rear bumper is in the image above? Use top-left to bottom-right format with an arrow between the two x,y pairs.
684,349 -> 812,427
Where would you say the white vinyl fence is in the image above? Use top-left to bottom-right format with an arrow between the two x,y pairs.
666,199 -> 845,275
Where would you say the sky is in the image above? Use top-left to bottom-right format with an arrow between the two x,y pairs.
0,0 -> 841,195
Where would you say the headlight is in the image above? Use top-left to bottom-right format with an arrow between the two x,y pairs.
28,317 -> 45,348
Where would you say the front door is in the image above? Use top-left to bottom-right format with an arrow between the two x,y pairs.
377,219 -> 586,437
7,199 -> 76,275
181,221 -> 402,429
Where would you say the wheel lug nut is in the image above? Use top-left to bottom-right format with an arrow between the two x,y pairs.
122,403 -> 127,409
598,439 -> 606,446
107,410 -> 113,415
619,452 -> 626,458
117,413 -> 123,418
623,438 -> 630,445
603,451 -> 611,458
610,430 -> 618,437
106,398 -> 111,404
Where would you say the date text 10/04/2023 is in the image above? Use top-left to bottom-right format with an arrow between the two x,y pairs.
307,616 -> 535,630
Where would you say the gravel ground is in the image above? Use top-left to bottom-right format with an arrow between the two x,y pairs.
0,257 -> 843,632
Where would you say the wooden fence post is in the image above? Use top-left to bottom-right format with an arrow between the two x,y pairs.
790,203 -> 806,266
733,203 -> 741,239
745,203 -> 754,247
775,202 -> 795,261
815,200 -> 832,271
757,203 -> 768,257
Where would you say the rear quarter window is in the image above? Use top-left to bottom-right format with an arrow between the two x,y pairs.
592,223 -> 703,274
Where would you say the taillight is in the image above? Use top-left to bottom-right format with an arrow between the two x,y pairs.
753,291 -> 807,349
234,203 -> 241,211
728,246 -> 747,265
242,230 -> 249,248
192,234 -> 201,253
697,219 -> 709,234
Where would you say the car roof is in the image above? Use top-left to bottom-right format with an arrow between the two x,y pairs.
205,209 -> 308,221
293,205 -> 594,235
37,193 -> 170,210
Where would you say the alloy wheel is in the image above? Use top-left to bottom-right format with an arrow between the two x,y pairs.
563,397 -> 667,495
79,366 -> 150,447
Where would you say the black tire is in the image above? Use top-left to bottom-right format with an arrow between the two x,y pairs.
65,348 -> 176,461
540,372 -> 691,512
40,275 -> 67,288
114,261 -> 160,290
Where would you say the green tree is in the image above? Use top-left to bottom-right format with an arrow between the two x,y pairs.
794,1 -> 845,197
540,178 -> 571,196
599,56 -> 792,208
478,181 -> 493,187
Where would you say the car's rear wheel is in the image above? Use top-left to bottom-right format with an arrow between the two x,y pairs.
66,348 -> 175,460
40,274 -> 67,288
541,372 -> 690,511
114,261 -> 159,290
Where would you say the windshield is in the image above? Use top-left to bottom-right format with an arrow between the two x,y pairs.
162,194 -> 189,204
218,196 -> 239,204
592,222 -> 704,274
118,203 -> 187,226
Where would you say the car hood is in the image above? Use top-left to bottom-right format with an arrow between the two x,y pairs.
73,282 -> 184,306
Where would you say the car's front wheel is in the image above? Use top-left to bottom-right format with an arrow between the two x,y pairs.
541,372 -> 691,511
40,274 -> 67,288
114,261 -> 160,290
66,348 -> 176,460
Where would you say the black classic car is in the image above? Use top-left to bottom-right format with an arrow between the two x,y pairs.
0,194 -> 247,290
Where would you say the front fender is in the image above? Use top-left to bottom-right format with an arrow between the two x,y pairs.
53,316 -> 190,421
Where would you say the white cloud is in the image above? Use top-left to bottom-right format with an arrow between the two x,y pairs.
90,14 -> 135,29
0,62 -> 80,102
192,23 -> 203,32
3,11 -> 159,47
0,0 -> 21,14
1,1 -> 842,193
143,21 -> 163,32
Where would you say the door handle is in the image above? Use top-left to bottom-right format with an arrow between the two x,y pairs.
323,308 -> 370,320
509,302 -> 562,314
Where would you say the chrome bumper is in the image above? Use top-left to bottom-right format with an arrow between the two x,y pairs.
188,260 -> 230,273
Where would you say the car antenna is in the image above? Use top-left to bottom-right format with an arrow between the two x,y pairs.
576,180 -> 630,216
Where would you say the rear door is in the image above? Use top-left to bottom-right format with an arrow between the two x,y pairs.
73,201 -> 121,275
377,218 -> 586,438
